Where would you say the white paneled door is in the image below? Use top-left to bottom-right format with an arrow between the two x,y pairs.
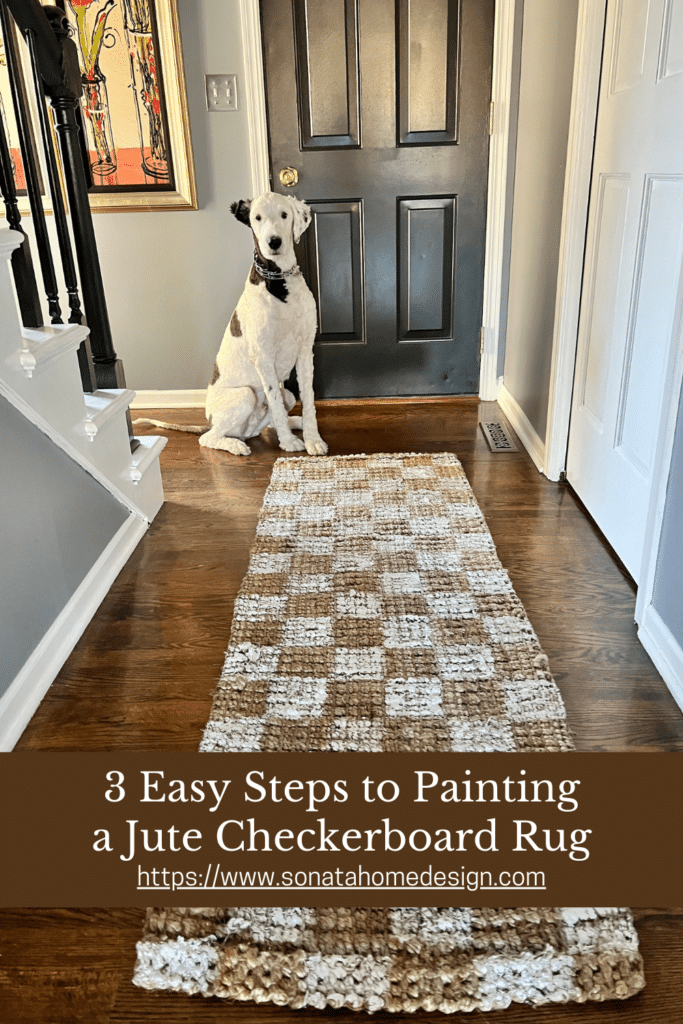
566,0 -> 683,581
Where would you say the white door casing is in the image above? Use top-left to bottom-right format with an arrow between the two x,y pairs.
566,0 -> 683,582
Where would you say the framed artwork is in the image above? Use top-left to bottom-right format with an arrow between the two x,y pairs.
0,0 -> 196,213
61,0 -> 197,211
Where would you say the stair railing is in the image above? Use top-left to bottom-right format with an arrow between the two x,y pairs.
0,0 -> 127,396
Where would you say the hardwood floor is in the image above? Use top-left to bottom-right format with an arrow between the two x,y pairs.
0,908 -> 681,1023
4,400 -> 682,1022
15,398 -> 683,751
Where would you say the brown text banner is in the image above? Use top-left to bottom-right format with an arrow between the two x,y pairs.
1,753 -> 681,906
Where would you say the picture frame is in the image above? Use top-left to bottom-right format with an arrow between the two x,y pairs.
0,0 -> 197,214
61,0 -> 197,212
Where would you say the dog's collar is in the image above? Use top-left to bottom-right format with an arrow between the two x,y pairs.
253,249 -> 302,281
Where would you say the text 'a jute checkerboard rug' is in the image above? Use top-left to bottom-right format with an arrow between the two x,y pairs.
133,453 -> 644,1013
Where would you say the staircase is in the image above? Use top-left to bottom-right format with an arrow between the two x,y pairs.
0,228 -> 167,519
0,227 -> 167,748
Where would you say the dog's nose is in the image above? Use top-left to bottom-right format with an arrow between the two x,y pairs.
268,236 -> 282,251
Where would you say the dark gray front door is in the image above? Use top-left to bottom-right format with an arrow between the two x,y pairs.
260,0 -> 494,398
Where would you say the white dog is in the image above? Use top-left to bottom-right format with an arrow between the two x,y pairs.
136,192 -> 327,457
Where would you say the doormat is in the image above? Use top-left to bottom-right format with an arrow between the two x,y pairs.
133,453 -> 644,1012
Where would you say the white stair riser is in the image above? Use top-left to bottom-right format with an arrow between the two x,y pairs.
82,389 -> 137,441
122,455 -> 166,521
80,413 -> 136,480
2,344 -> 88,441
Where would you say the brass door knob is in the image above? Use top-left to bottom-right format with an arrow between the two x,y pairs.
279,167 -> 299,187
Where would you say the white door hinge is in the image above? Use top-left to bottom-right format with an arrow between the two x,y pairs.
480,327 -> 486,355
489,101 -> 494,135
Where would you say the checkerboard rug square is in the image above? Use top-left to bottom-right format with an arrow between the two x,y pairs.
134,454 -> 643,1013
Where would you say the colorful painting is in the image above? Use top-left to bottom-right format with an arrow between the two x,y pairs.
63,0 -> 196,208
0,0 -> 195,212
67,0 -> 170,188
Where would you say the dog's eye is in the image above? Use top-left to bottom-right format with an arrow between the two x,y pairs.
255,215 -> 262,221
281,212 -> 288,219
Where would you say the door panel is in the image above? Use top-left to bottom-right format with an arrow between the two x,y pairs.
659,0 -> 683,78
577,174 -> 631,428
260,0 -> 493,397
398,197 -> 456,340
567,0 -> 683,581
608,0 -> 650,94
293,0 -> 360,148
397,0 -> 460,144
304,201 -> 365,342
616,176 -> 683,476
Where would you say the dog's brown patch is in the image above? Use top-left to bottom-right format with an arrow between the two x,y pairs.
230,311 -> 242,337
249,264 -> 261,286
209,362 -> 220,385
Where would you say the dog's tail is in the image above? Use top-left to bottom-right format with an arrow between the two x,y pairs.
133,417 -> 207,435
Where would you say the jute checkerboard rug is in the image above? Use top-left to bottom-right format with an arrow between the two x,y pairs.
200,452 -> 572,753
133,453 -> 644,1012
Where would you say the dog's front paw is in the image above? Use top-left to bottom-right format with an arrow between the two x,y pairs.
279,435 -> 306,452
305,436 -> 328,456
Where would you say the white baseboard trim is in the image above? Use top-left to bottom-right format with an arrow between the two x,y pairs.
131,390 -> 207,409
497,384 -> 546,473
638,603 -> 683,715
0,512 -> 148,751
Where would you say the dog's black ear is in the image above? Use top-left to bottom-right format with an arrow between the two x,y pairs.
231,199 -> 252,226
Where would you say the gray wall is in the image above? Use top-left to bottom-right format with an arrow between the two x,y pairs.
502,0 -> 579,440
0,396 -> 129,696
652,381 -> 683,645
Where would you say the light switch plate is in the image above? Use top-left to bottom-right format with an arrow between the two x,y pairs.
205,74 -> 238,111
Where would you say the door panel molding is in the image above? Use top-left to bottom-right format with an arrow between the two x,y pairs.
396,0 -> 461,145
657,0 -> 683,81
293,0 -> 361,149
578,173 -> 630,427
608,0 -> 650,95
397,196 -> 456,341
615,174 -> 683,477
302,200 -> 366,344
